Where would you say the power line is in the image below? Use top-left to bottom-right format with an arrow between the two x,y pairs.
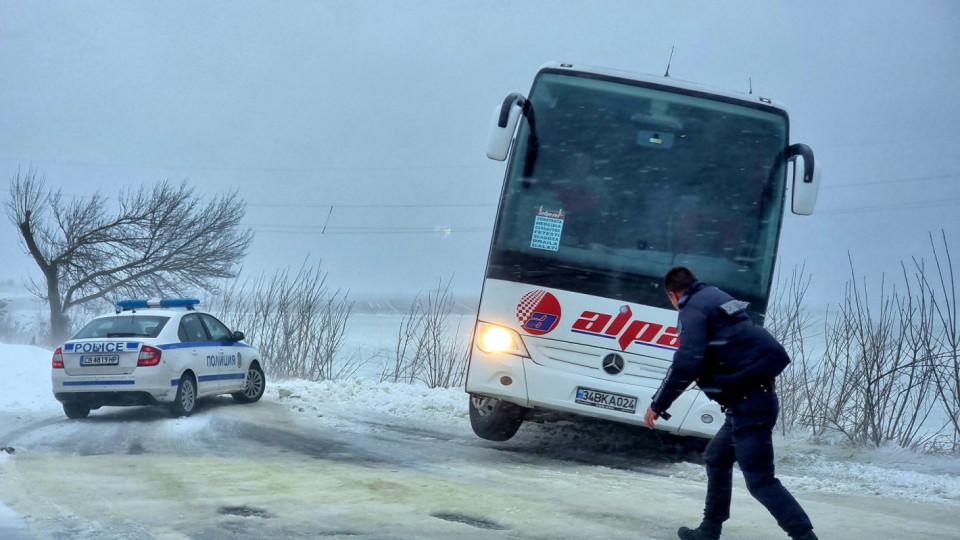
0,155 -> 493,174
830,134 -> 959,149
248,202 -> 497,210
817,198 -> 960,216
42,193 -> 499,211
245,222 -> 490,232
26,169 -> 960,220
252,227 -> 492,236
821,172 -> 959,189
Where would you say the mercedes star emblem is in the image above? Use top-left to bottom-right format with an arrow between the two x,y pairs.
601,353 -> 625,375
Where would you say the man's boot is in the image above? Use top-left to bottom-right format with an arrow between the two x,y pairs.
677,521 -> 721,540
790,531 -> 818,540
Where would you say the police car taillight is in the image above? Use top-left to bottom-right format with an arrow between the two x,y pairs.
52,348 -> 64,369
137,346 -> 162,367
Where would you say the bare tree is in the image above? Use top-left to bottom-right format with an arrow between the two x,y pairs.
6,168 -> 253,342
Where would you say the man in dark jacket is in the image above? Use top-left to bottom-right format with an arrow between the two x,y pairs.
644,266 -> 818,540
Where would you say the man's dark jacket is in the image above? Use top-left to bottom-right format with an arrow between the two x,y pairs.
650,281 -> 789,414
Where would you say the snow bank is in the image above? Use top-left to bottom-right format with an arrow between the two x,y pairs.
269,377 -> 469,428
1,343 -> 59,413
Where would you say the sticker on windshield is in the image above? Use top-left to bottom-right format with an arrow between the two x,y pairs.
531,206 -> 564,251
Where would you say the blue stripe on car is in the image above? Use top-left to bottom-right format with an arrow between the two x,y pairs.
169,373 -> 246,386
63,380 -> 136,386
157,342 -> 255,350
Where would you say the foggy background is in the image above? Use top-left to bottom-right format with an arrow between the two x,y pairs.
2,1 -> 958,307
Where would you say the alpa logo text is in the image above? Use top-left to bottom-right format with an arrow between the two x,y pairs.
571,305 -> 679,352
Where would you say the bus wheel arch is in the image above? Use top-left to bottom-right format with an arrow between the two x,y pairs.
469,395 -> 525,441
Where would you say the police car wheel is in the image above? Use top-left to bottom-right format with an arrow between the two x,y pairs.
468,395 -> 524,442
232,363 -> 265,404
170,374 -> 197,417
62,402 -> 91,420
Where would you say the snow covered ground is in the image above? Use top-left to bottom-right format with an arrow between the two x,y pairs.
3,337 -> 959,506
1,329 -> 959,539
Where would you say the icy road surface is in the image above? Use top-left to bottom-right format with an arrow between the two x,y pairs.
1,385 -> 958,540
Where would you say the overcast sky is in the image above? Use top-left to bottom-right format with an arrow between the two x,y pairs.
2,1 -> 958,308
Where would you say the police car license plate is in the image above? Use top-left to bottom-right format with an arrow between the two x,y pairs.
80,355 -> 120,366
575,387 -> 638,414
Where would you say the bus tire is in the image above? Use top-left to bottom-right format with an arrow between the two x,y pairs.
469,395 -> 524,441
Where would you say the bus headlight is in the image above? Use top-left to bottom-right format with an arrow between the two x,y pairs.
476,322 -> 530,358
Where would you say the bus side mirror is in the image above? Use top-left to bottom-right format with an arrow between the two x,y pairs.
486,93 -> 526,161
787,143 -> 821,215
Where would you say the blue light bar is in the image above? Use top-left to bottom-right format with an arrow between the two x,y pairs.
116,298 -> 200,310
159,298 -> 200,308
116,300 -> 149,309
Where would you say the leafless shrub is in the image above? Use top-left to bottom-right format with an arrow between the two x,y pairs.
886,260 -> 944,449
382,296 -> 423,385
765,264 -> 820,435
212,263 -> 364,381
771,243 -> 956,452
827,262 -> 941,448
381,279 -> 469,388
913,232 -> 960,452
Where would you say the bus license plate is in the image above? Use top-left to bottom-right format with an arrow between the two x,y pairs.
575,387 -> 638,414
80,355 -> 120,366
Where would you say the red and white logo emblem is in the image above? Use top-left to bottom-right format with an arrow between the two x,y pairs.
516,290 -> 562,335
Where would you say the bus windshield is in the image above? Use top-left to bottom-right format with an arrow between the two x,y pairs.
488,70 -> 790,315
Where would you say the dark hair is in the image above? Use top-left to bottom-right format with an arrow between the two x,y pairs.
664,266 -> 698,294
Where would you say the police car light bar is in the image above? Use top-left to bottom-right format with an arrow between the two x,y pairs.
116,300 -> 149,309
116,298 -> 200,311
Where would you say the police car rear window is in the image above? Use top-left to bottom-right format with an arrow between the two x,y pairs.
72,316 -> 170,339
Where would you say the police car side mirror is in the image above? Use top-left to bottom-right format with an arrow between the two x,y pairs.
231,330 -> 245,342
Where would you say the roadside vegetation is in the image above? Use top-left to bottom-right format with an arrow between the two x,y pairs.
212,262 -> 365,382
379,279 -> 469,389
770,232 -> 959,454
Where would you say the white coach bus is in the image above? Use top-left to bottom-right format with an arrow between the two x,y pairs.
465,62 -> 820,442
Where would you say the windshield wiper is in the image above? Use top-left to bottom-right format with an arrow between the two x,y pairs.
106,332 -> 147,338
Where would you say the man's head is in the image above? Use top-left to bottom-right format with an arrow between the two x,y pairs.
664,266 -> 698,309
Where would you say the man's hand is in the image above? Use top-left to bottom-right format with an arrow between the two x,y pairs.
644,407 -> 659,429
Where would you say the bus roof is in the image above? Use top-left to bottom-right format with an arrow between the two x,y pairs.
538,62 -> 788,112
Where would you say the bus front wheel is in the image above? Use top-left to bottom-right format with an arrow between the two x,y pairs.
469,395 -> 524,441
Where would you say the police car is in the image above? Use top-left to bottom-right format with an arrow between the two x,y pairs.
51,298 -> 265,419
